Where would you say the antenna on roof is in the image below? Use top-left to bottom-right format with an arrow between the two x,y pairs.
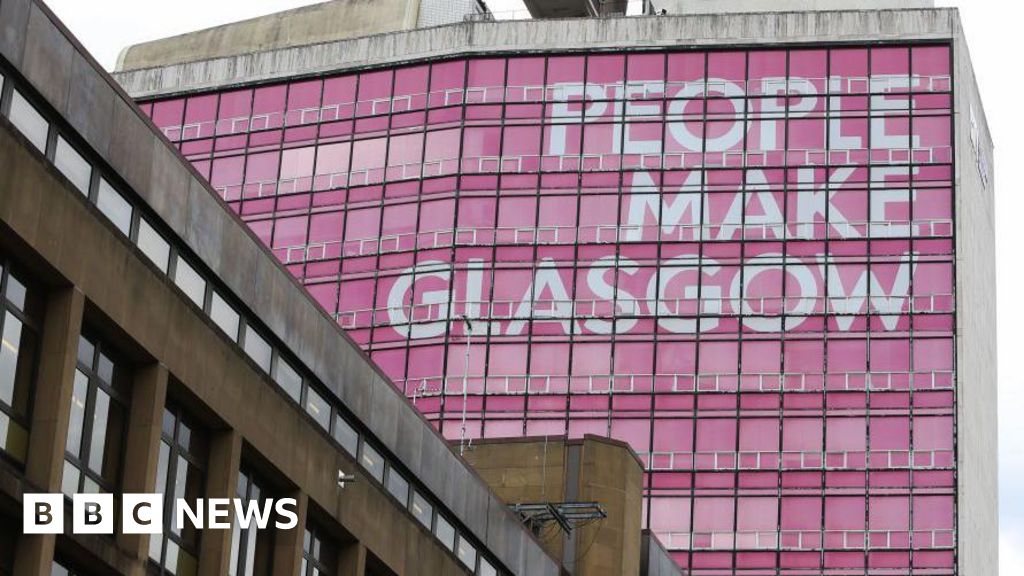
459,314 -> 474,455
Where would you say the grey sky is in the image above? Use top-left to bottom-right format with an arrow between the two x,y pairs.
39,0 -> 1021,570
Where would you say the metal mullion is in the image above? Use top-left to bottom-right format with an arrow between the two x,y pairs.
727,48 -> 750,574
906,45 -> 918,572
0,283 -> 39,336
296,77 -> 328,292
399,60 -> 436,407
366,67 -> 398,355
436,55 -> 480,435
160,437 -> 181,570
817,45 -> 834,576
336,71 -> 363,340
685,49 -> 710,568
266,79 -> 296,260
550,54 -> 587,440
74,362 -> 100,490
603,52 -> 628,443
554,51 -> 590,440
157,439 -> 175,554
502,58 -> 534,435
479,55 -> 530,441
771,46 -> 794,574
642,49 -> 671,533
946,40 -> 960,576
199,84 -> 223,202
862,44 -> 875,572
0,400 -> 23,426
229,83 -> 263,218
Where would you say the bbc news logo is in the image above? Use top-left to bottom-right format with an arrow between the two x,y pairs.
24,494 -> 298,534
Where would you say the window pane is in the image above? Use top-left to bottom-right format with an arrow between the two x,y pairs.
136,218 -> 170,272
359,443 -> 384,482
0,312 -> 24,405
97,179 -> 133,236
65,370 -> 88,457
77,335 -> 94,367
304,387 -> 330,430
332,414 -> 358,456
478,558 -> 497,576
61,459 -> 80,497
86,389 -> 111,473
272,358 -> 302,402
209,292 -> 240,340
8,90 -> 48,152
242,327 -> 272,372
173,258 -> 206,307
434,515 -> 456,551
54,137 -> 91,195
456,536 -> 477,569
0,410 -> 27,463
4,273 -> 26,311
411,492 -> 433,530
386,467 -> 410,504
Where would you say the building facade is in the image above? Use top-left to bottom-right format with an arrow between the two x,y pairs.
114,2 -> 998,576
0,0 -> 564,575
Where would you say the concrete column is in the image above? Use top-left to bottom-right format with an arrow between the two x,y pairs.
14,286 -> 85,576
198,429 -> 242,576
117,363 -> 169,575
338,541 -> 367,576
271,491 -> 308,575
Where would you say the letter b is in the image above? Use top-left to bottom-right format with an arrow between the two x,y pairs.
24,494 -> 63,534
73,494 -> 113,534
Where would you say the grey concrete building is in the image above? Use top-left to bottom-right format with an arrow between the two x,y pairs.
0,0 -> 565,575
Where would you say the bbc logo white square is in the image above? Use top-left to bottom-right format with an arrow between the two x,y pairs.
72,494 -> 114,534
123,493 -> 163,534
24,494 -> 63,534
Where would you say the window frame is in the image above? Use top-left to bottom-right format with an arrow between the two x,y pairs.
300,524 -> 337,576
0,259 -> 40,466
149,403 -> 207,575
63,333 -> 130,497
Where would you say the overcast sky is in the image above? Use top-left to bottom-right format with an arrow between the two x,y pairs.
39,0 -> 1021,570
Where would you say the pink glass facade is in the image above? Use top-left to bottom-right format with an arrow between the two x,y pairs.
140,44 -> 957,573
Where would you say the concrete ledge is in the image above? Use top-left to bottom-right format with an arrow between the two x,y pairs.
113,8 -> 959,98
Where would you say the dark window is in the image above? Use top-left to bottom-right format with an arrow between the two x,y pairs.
62,333 -> 129,496
0,516 -> 15,575
229,469 -> 274,576
50,561 -> 88,576
300,525 -> 337,576
0,261 -> 40,465
149,404 -> 207,576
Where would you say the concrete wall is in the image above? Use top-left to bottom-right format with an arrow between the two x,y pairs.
462,438 -> 570,563
116,0 -> 422,72
951,12 -> 999,576
114,8 -> 962,99
574,437 -> 643,576
0,0 -> 560,574
655,0 -> 933,15
462,436 -> 643,576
